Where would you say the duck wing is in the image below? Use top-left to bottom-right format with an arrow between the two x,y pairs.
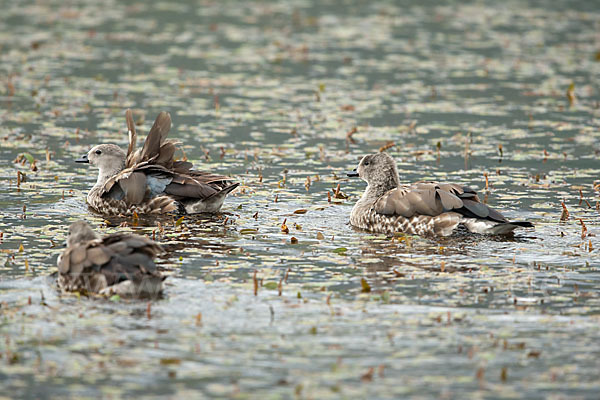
99,233 -> 164,283
374,181 -> 508,223
164,161 -> 235,200
125,109 -> 137,165
99,166 -> 152,204
127,111 -> 172,167
164,169 -> 225,200
100,162 -> 224,204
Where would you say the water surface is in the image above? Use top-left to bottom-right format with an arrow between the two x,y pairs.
1,0 -> 599,398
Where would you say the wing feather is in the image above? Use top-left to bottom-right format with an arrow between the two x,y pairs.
118,171 -> 148,205
139,111 -> 171,162
125,109 -> 137,165
373,181 -> 511,225
375,183 -> 465,218
436,189 -> 463,210
86,246 -> 111,266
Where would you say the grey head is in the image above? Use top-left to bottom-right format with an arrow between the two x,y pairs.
66,220 -> 101,247
347,152 -> 400,194
76,144 -> 127,183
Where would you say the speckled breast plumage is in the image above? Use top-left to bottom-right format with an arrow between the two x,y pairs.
87,186 -> 178,216
350,206 -> 462,236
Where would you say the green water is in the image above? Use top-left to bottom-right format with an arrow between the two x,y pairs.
1,0 -> 599,398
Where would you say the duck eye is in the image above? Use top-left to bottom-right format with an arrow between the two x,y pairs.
364,161 -> 369,166
95,150 -> 102,155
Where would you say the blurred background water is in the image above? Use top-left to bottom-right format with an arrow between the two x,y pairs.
1,0 -> 599,398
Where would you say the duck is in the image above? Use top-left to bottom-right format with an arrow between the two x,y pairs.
57,220 -> 165,297
76,109 -> 238,216
347,152 -> 533,236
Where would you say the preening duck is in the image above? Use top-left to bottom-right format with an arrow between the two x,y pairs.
76,109 -> 238,216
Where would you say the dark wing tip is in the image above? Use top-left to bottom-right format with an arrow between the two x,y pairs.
510,221 -> 534,228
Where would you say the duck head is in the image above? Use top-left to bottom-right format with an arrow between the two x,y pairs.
66,220 -> 100,247
347,152 -> 400,193
76,144 -> 127,183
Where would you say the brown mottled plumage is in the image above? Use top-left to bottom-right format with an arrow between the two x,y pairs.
76,109 -> 239,216
347,152 -> 533,236
57,221 -> 165,297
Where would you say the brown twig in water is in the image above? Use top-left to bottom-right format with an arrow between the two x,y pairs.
253,270 -> 258,296
278,277 -> 283,296
379,141 -> 395,152
579,219 -> 588,240
346,126 -> 357,144
560,201 -> 569,221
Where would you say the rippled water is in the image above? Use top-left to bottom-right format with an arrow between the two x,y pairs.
1,0 -> 599,398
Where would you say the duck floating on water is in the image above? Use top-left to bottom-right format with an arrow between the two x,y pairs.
347,152 -> 533,236
57,220 -> 165,297
76,109 -> 238,216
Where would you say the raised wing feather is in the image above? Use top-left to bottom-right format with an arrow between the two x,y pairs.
137,111 -> 171,164
126,109 -> 137,164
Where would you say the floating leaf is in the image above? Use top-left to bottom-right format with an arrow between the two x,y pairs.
160,358 -> 182,365
22,153 -> 35,164
360,278 -> 371,293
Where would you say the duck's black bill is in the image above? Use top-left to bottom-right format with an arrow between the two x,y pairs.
75,154 -> 89,163
347,169 -> 359,178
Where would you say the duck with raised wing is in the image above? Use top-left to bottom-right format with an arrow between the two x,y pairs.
76,109 -> 238,215
347,152 -> 533,236
57,221 -> 165,297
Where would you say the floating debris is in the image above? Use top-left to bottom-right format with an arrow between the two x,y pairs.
360,278 -> 371,293
379,141 -> 395,152
560,201 -> 569,221
281,219 -> 289,234
566,82 -> 576,107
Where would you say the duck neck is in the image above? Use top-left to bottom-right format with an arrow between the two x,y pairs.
94,162 -> 125,187
362,174 -> 399,202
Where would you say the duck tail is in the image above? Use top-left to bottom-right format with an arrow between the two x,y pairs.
183,183 -> 239,214
461,218 -> 534,235
206,182 -> 239,200
485,221 -> 534,235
